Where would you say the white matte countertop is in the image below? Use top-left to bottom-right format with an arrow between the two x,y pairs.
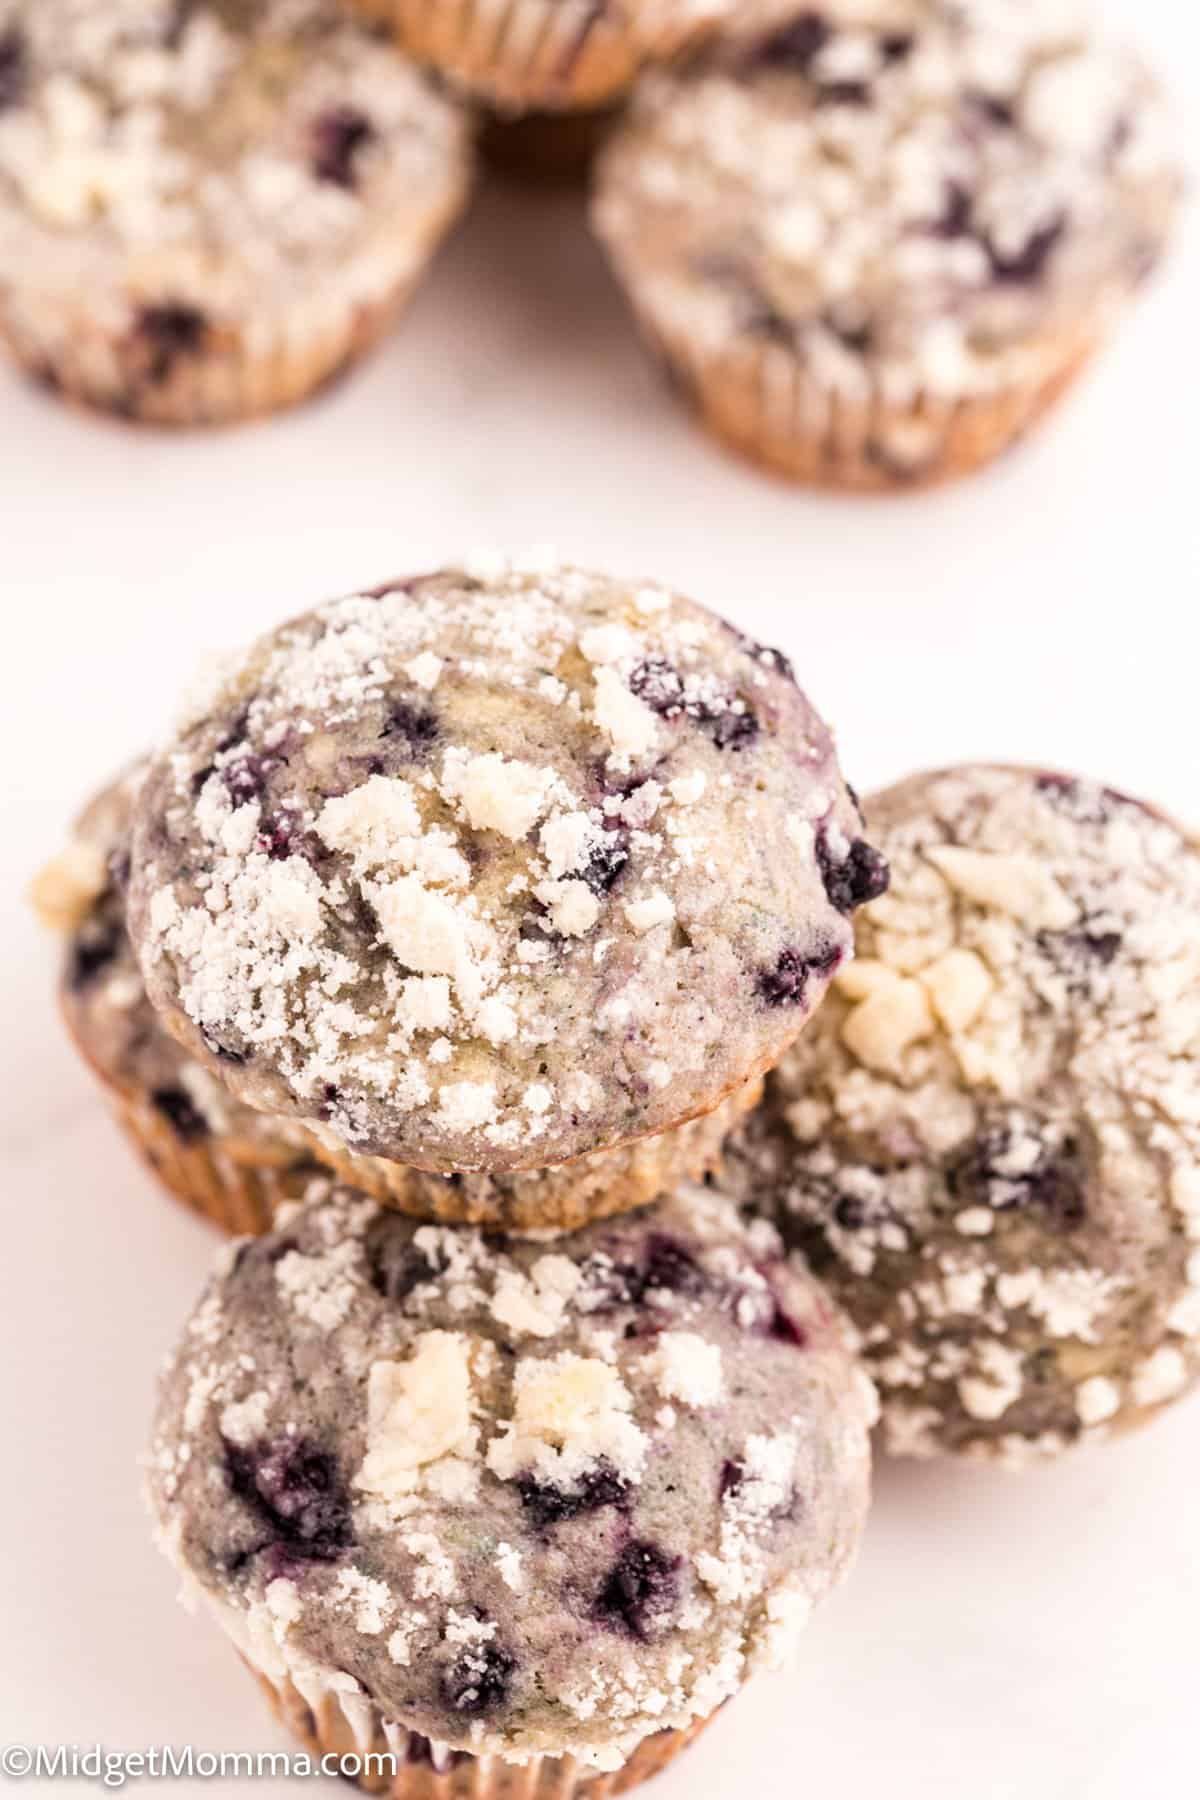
2,2 -> 1198,1792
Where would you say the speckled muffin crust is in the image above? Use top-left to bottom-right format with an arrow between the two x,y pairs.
0,0 -> 472,423
593,0 -> 1182,488
127,556 -> 883,1178
147,1184 -> 875,1773
727,766 -> 1200,1465
350,0 -> 734,114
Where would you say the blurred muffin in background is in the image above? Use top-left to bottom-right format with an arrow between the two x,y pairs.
0,0 -> 473,424
349,0 -> 735,114
593,0 -> 1183,489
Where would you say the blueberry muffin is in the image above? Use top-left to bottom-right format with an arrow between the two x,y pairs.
0,0 -> 472,424
126,557 -> 883,1218
38,769 -> 760,1233
350,0 -> 733,114
727,766 -> 1200,1465
34,766 -> 331,1234
146,1184 -> 875,1791
593,0 -> 1182,489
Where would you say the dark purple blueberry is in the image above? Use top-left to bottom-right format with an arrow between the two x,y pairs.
381,699 -> 439,759
595,1542 -> 682,1639
933,182 -> 974,240
833,1194 -> 867,1230
748,12 -> 830,73
225,1438 -> 353,1561
986,216 -> 1066,285
68,919 -> 122,989
629,658 -> 686,718
709,706 -> 760,751
946,1115 -> 1086,1227
151,1085 -> 209,1143
517,1459 -> 632,1529
879,32 -> 914,61
0,27 -> 26,109
766,1296 -> 808,1347
311,107 -> 375,189
816,832 -> 890,914
580,826 -> 630,898
134,304 -> 208,384
222,753 -> 278,807
441,1638 -> 516,1716
365,1218 -> 435,1303
719,1459 -> 745,1499
1038,926 -> 1123,973
641,1234 -> 707,1299
757,940 -> 842,1008
628,659 -> 760,752
256,812 -> 301,861
585,1233 -> 707,1311
970,91 -> 1016,129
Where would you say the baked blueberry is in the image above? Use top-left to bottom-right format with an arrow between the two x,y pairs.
151,1086 -> 210,1144
225,1437 -> 352,1562
595,1542 -> 681,1639
312,107 -> 375,189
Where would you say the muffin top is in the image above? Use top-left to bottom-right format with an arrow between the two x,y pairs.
594,0 -> 1181,399
127,558 -> 880,1173
729,765 -> 1200,1462
147,1184 -> 875,1767
0,0 -> 470,307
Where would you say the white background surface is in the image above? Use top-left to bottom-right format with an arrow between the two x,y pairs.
2,2 -> 1199,1793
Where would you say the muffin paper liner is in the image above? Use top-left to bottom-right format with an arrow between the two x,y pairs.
297,1076 -> 763,1231
63,1005 -> 322,1236
2,183 -> 469,427
350,0 -> 719,112
108,1087 -> 323,1235
250,1661 -> 712,1799
631,304 -> 1104,492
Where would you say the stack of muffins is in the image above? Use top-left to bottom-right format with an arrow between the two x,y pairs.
37,559 -> 885,1793
36,555 -> 1200,1794
0,0 -> 1185,487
